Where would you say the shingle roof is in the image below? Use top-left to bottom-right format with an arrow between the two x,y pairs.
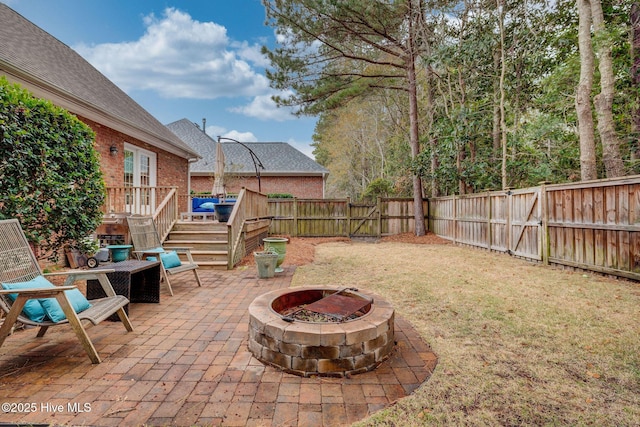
0,4 -> 199,160
166,118 -> 328,176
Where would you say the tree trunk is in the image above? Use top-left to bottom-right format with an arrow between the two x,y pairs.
497,0 -> 508,189
576,0 -> 598,180
430,137 -> 439,197
492,49 -> 501,157
407,0 -> 426,236
632,4 -> 640,160
591,0 -> 625,177
409,62 -> 426,235
426,65 -> 439,197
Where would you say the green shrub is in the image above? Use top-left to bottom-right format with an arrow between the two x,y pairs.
0,77 -> 106,260
362,178 -> 393,201
268,193 -> 294,199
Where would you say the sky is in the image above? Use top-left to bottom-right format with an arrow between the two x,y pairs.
1,0 -> 318,158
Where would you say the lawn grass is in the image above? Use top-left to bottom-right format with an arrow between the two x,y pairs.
291,242 -> 640,426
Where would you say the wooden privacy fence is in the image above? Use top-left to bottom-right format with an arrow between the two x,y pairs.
268,198 -> 428,238
429,175 -> 640,281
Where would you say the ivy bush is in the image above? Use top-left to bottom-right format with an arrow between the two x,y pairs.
0,77 -> 105,260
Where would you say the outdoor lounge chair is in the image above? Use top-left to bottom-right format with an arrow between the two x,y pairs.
126,216 -> 202,296
0,219 -> 133,364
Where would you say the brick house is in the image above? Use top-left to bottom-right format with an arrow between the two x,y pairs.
167,119 -> 329,198
0,4 -> 200,213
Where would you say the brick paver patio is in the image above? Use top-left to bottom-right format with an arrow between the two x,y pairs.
0,266 -> 436,426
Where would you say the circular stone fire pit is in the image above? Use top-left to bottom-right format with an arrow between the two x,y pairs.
248,287 -> 395,377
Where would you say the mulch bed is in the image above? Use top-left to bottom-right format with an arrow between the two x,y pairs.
239,232 -> 449,268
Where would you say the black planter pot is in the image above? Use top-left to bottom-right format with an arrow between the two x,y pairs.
214,202 -> 234,222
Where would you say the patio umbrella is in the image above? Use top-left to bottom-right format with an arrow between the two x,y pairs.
212,142 -> 225,198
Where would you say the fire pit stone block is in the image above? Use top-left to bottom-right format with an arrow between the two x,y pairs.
248,286 -> 395,377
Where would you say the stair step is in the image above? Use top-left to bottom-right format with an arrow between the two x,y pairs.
196,260 -> 229,270
165,239 -> 228,245
187,250 -> 227,256
164,242 -> 228,251
173,221 -> 228,232
170,228 -> 227,234
162,219 -> 232,270
167,232 -> 228,242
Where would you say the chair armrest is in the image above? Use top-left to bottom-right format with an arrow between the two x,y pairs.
44,271 -> 119,298
132,249 -> 164,255
0,286 -> 81,346
0,285 -> 77,298
45,268 -> 115,277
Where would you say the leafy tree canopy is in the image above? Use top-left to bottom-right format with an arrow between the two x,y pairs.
0,76 -> 105,260
262,0 -> 418,115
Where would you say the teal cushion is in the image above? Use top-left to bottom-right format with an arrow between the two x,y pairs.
39,288 -> 92,323
160,251 -> 182,269
1,276 -> 54,322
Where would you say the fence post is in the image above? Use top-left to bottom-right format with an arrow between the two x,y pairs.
506,189 -> 513,254
346,197 -> 351,237
377,197 -> 382,238
539,182 -> 550,265
453,195 -> 457,244
425,197 -> 430,233
486,192 -> 492,252
293,197 -> 298,237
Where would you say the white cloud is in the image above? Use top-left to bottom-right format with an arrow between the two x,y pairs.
204,126 -> 257,143
74,8 -> 269,99
231,40 -> 270,68
229,93 -> 297,121
222,130 -> 258,142
204,125 -> 227,139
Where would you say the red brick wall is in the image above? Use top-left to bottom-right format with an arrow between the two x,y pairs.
191,175 -> 325,198
81,116 -> 189,196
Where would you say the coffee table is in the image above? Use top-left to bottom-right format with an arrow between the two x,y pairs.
86,260 -> 161,319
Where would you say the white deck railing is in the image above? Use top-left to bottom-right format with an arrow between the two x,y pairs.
104,186 -> 179,241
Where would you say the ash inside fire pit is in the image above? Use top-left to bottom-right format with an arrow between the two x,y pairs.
279,288 -> 372,323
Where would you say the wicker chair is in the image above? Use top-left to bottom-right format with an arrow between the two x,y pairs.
0,219 -> 133,364
126,216 -> 202,296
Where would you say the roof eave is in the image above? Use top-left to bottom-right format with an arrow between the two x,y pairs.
1,63 -> 201,161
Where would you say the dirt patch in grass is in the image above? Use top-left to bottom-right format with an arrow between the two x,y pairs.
289,240 -> 640,426
238,236 -> 350,267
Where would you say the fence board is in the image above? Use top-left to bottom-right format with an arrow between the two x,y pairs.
269,176 -> 640,282
269,197 -> 427,238
430,176 -> 640,280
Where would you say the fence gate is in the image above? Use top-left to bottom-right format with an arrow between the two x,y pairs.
507,188 -> 542,260
349,203 -> 379,238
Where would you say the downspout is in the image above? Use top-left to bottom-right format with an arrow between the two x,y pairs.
187,157 -> 199,211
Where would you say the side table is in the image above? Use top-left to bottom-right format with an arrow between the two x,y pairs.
86,260 -> 161,320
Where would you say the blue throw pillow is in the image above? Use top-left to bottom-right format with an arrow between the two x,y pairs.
1,276 -> 53,322
39,288 -> 92,323
199,202 -> 216,211
145,247 -> 164,262
160,251 -> 182,269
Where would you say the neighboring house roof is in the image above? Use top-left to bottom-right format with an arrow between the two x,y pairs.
166,118 -> 329,176
0,4 -> 199,160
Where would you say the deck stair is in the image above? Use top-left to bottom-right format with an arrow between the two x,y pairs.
162,220 -> 229,270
